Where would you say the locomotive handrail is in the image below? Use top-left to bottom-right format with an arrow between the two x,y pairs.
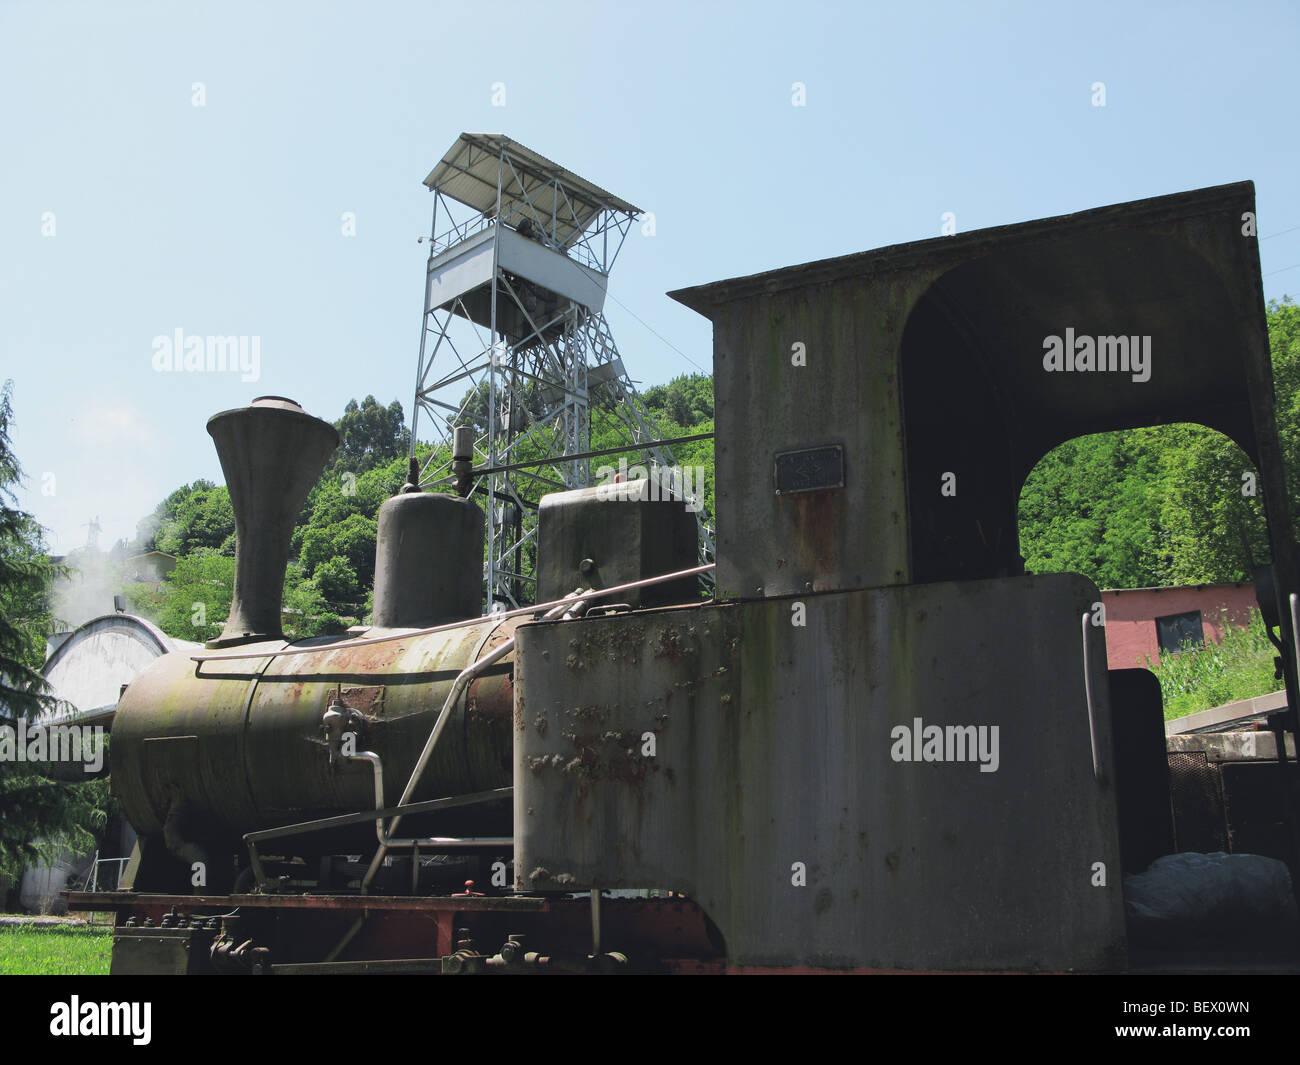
1081,612 -> 1104,783
190,562 -> 715,664
243,788 -> 514,892
1289,594 -> 1300,718
359,589 -> 592,893
432,431 -> 715,482
244,788 -> 514,844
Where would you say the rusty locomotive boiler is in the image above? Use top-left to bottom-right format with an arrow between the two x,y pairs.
111,398 -> 522,889
76,181 -> 1300,973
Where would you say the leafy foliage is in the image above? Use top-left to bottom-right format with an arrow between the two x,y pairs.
0,380 -> 112,882
1019,298 -> 1297,588
641,374 -> 714,428
1146,609 -> 1278,719
1019,429 -> 1167,588
0,382 -> 68,720
299,512 -> 377,594
136,480 -> 235,557
330,396 -> 411,478
0,763 -> 110,884
1153,424 -> 1268,585
134,551 -> 236,644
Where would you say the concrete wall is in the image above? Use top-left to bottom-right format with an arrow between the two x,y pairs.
1102,583 -> 1257,669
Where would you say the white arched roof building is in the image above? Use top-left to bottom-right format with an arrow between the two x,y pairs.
41,613 -> 198,728
9,613 -> 198,914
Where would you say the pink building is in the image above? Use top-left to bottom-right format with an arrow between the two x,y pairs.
1101,583 -> 1258,670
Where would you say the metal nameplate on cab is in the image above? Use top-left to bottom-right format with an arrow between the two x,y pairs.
773,445 -> 845,495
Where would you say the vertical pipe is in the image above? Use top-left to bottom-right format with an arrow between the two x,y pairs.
1081,613 -> 1104,782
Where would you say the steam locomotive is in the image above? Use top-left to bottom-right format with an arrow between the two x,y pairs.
73,179 -> 1300,973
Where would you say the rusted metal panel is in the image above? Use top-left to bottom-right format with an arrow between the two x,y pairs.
110,926 -> 214,975
110,616 -> 521,848
537,484 -> 699,608
515,574 -> 1126,971
696,277 -> 917,601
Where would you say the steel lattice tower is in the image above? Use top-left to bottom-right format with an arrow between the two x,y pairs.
409,134 -> 713,609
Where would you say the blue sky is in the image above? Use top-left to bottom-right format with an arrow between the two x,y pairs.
2,0 -> 1298,553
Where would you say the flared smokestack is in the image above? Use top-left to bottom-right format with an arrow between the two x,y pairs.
206,396 -> 339,648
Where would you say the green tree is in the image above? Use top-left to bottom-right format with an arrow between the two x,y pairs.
0,397 -> 67,718
1154,424 -> 1267,585
289,452 -> 418,616
0,381 -> 110,882
1019,429 -> 1168,588
299,513 -> 377,594
642,374 -> 714,428
283,564 -> 328,637
1266,297 -> 1300,541
135,480 -> 235,557
1016,299 -> 1300,589
311,556 -> 359,605
144,551 -> 236,643
331,396 -> 411,477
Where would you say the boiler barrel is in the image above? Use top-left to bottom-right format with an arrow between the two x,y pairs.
110,616 -> 520,847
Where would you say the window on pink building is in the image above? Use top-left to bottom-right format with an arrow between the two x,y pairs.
1156,610 -> 1204,655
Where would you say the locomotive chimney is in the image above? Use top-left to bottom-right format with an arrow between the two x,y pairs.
206,396 -> 340,648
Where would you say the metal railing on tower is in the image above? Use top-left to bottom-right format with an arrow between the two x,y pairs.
409,133 -> 714,609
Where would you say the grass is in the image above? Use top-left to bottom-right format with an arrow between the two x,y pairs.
1147,607 -> 1281,721
0,922 -> 111,975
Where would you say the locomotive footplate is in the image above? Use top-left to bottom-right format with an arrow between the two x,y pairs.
64,892 -> 725,974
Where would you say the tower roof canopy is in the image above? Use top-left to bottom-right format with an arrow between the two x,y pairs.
424,133 -> 641,247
